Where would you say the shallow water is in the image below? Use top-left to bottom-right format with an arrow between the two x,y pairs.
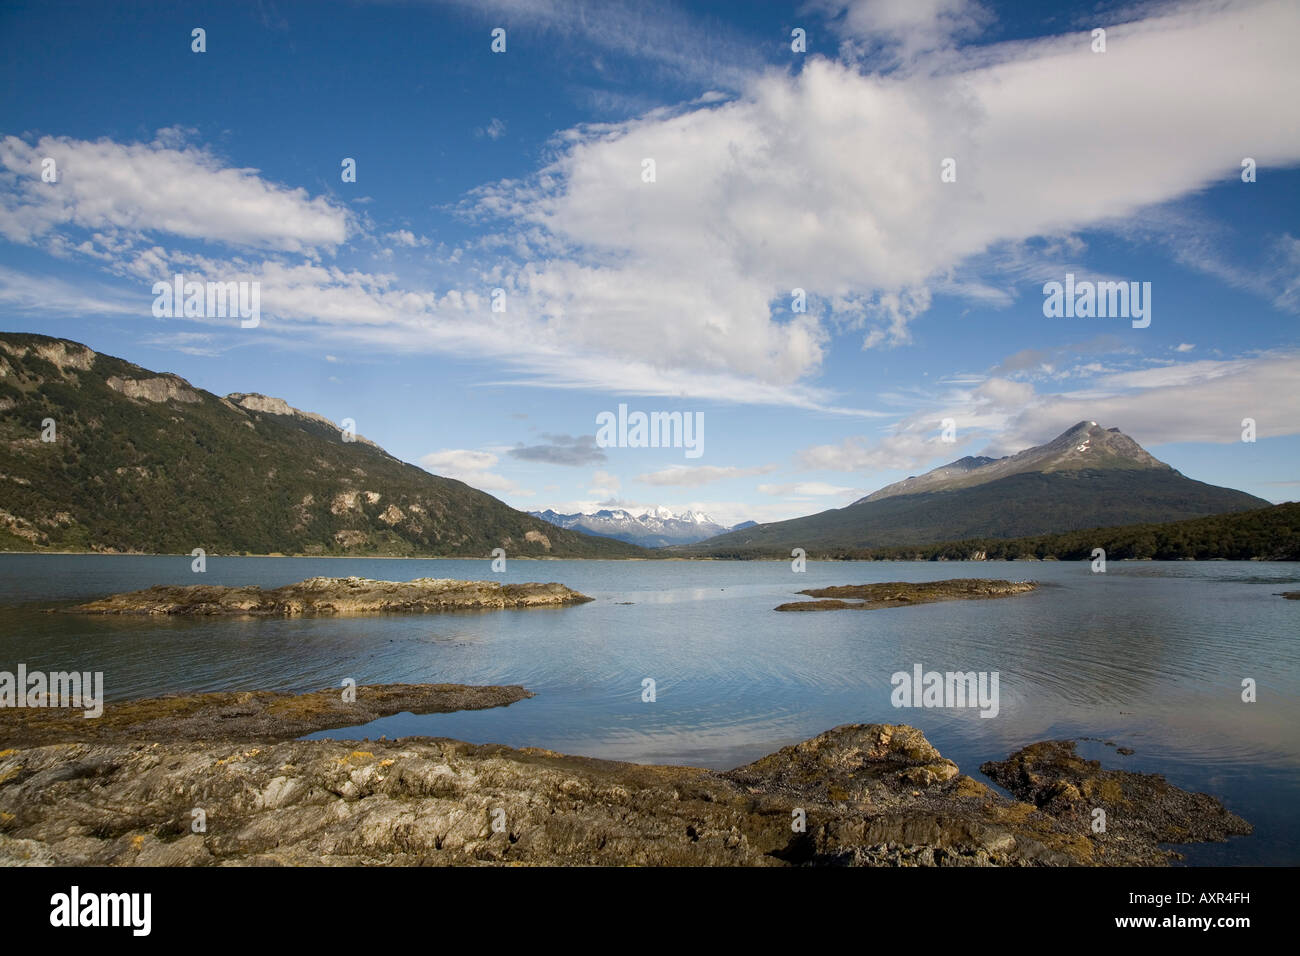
1,554 -> 1296,864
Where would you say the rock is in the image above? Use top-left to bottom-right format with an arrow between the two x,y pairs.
0,689 -> 1252,867
981,740 -> 1252,864
0,683 -> 533,748
775,579 -> 1037,612
60,576 -> 594,617
105,375 -> 201,404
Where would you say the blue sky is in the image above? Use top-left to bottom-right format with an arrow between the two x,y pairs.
1,0 -> 1297,526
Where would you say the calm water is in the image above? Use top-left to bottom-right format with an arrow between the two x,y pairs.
1,554 -> 1297,864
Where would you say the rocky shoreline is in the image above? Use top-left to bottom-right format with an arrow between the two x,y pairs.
0,683 -> 1249,866
775,578 -> 1038,612
59,576 -> 594,617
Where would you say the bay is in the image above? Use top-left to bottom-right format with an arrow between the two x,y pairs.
1,553 -> 1296,864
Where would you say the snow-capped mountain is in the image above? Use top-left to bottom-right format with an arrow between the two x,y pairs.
529,507 -> 749,548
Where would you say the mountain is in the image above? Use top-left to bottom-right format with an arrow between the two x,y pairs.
0,333 -> 646,558
678,421 -> 1271,558
856,422 -> 1164,503
530,506 -> 749,548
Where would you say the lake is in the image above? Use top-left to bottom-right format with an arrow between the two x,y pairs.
1,553 -> 1296,864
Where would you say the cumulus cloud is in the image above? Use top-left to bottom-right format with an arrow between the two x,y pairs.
419,448 -> 532,496
0,133 -> 349,253
469,0 -> 1300,385
5,1 -> 1299,419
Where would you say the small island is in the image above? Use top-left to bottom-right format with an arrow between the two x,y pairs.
61,576 -> 594,617
775,578 -> 1037,612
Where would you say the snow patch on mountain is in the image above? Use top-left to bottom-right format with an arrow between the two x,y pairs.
529,507 -> 748,548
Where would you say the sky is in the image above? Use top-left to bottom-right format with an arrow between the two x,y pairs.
1,0 -> 1297,527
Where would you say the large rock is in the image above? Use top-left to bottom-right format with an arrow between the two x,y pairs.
981,740 -> 1252,865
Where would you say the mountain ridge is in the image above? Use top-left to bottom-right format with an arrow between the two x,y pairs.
0,332 -> 646,558
530,507 -> 753,548
857,421 -> 1167,504
678,421 -> 1269,557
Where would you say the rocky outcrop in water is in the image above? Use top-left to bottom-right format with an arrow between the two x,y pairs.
980,740 -> 1252,862
61,576 -> 594,616
0,684 -> 1249,866
0,683 -> 532,749
775,578 -> 1037,611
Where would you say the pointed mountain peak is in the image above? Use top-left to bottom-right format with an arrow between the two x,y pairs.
856,422 -> 1168,505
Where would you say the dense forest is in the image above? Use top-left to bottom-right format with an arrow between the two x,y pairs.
700,502 -> 1300,562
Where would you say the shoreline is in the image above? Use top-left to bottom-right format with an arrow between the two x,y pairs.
0,683 -> 1253,867
0,550 -> 1287,562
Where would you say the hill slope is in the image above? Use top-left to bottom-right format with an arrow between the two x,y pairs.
0,333 -> 645,558
680,422 -> 1270,558
822,502 -> 1300,562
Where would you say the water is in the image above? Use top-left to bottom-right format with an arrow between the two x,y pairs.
1,554 -> 1297,864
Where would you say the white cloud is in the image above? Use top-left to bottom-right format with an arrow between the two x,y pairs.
418,448 -> 532,496
469,0 -> 1300,385
636,463 -> 778,487
799,429 -> 964,472
757,481 -> 859,496
7,1 -> 1300,417
0,133 -> 349,253
383,229 -> 430,248
587,469 -> 621,498
0,265 -> 139,316
1002,353 -> 1300,448
476,118 -> 507,140
429,0 -> 759,91
807,350 -> 1300,478
809,0 -> 992,64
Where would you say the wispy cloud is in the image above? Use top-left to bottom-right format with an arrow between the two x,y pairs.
636,463 -> 778,487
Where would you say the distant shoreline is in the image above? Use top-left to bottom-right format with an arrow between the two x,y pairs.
0,550 -> 1288,562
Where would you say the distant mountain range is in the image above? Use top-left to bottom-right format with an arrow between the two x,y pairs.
0,335 -> 1277,562
530,506 -> 756,548
677,421 -> 1271,557
0,333 -> 645,558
